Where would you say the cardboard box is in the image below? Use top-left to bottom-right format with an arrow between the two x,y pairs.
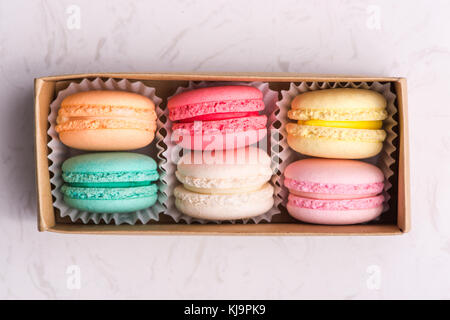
34,73 -> 410,235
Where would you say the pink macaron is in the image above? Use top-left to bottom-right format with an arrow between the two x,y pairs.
168,86 -> 267,150
284,159 -> 385,225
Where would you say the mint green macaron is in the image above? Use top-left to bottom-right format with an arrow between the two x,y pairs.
61,152 -> 159,213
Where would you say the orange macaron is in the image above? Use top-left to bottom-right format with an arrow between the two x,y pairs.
56,90 -> 157,150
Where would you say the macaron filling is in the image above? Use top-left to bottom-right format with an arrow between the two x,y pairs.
284,178 -> 384,196
298,120 -> 383,130
61,184 -> 158,200
288,194 -> 384,210
176,170 -> 271,192
62,170 -> 159,193
169,99 -> 264,121
288,108 -> 388,122
56,118 -> 156,132
58,105 -> 156,118
286,123 -> 386,142
56,102 -> 157,134
62,170 -> 159,185
172,115 -> 267,134
67,181 -> 154,188
174,183 -> 274,204
178,111 -> 260,123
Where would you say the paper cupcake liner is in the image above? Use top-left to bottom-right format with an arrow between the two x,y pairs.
48,77 -> 164,225
276,81 -> 398,220
158,81 -> 281,224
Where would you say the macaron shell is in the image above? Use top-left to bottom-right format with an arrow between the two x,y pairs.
173,127 -> 267,150
176,171 -> 272,194
168,86 -> 263,109
174,184 -> 274,220
287,194 -> 383,225
286,178 -> 384,199
182,184 -> 268,195
286,124 -> 386,143
290,88 -> 387,112
172,115 -> 267,135
284,159 -> 384,199
288,190 -> 382,200
57,104 -> 156,120
288,194 -> 384,210
288,108 -> 387,121
61,90 -> 155,110
284,158 -> 384,187
287,134 -> 383,159
63,171 -> 159,187
178,111 -> 259,123
62,152 -> 158,173
176,147 -> 273,194
170,100 -> 264,121
59,129 -> 155,151
63,194 -> 158,213
176,147 -> 272,178
285,123 -> 386,159
56,117 -> 156,132
61,184 -> 158,200
287,203 -> 383,225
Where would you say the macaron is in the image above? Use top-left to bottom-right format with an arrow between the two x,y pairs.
174,147 -> 274,220
284,158 -> 385,225
61,152 -> 159,213
286,88 -> 388,159
168,86 -> 267,150
56,90 -> 157,150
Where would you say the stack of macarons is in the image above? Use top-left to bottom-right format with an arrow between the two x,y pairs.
284,88 -> 388,225
55,90 -> 160,214
168,85 -> 275,221
174,147 -> 274,220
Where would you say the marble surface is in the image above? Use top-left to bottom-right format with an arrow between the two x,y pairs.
1,0 -> 449,299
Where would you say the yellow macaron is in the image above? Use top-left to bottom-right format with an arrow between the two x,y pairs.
286,88 -> 388,159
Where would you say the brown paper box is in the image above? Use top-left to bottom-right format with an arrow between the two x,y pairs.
34,72 -> 410,235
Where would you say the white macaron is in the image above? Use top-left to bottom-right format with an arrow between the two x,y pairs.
174,147 -> 274,220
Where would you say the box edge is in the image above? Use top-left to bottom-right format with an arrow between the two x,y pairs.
34,78 -> 56,232
397,78 -> 411,233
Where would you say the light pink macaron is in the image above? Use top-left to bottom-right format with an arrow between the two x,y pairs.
284,159 -> 385,225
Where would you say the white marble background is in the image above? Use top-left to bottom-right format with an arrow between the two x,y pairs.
0,0 -> 449,299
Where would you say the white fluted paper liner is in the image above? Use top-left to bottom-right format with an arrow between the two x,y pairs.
159,81 -> 281,224
48,78 -> 164,225
277,81 -> 398,221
